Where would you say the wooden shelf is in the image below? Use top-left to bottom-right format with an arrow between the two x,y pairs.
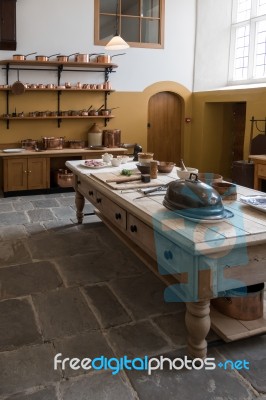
0,59 -> 118,69
0,88 -> 115,92
0,115 -> 114,121
210,301 -> 266,342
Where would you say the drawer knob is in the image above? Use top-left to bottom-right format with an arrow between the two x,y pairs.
89,190 -> 93,196
77,180 -> 81,184
115,212 -> 121,220
164,250 -> 173,260
130,225 -> 137,233
96,198 -> 102,204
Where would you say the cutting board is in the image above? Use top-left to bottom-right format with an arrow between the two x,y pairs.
90,172 -> 166,190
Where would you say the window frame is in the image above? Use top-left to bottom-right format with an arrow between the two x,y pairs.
229,0 -> 266,84
94,0 -> 165,49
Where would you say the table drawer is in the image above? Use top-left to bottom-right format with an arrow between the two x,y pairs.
154,231 -> 194,276
127,214 -> 156,256
98,194 -> 127,231
77,177 -> 98,206
258,164 -> 266,178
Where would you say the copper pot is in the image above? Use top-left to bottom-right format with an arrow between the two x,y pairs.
68,140 -> 85,149
42,137 -> 65,150
103,129 -> 121,148
96,53 -> 125,63
21,139 -> 37,150
75,53 -> 89,62
13,52 -> 37,61
57,53 -> 78,62
35,53 -> 60,61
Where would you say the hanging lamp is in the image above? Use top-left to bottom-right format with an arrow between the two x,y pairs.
105,0 -> 129,50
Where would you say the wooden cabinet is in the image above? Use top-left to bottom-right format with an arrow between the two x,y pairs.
0,0 -> 16,50
3,157 -> 49,192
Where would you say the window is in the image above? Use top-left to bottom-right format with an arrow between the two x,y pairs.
94,0 -> 165,49
230,0 -> 266,82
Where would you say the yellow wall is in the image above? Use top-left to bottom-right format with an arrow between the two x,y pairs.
192,87 -> 266,178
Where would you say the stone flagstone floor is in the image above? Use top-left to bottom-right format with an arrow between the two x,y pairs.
0,192 -> 265,400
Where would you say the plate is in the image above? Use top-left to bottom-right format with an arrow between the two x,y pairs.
80,160 -> 110,169
3,148 -> 25,153
87,146 -> 107,150
240,195 -> 266,213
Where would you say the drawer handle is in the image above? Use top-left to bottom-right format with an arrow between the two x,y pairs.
130,225 -> 137,233
115,212 -> 121,220
96,198 -> 102,204
89,190 -> 94,196
77,180 -> 81,184
164,250 -> 173,260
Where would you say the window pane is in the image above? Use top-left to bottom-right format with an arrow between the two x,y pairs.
236,0 -> 251,22
257,0 -> 266,16
121,17 -> 140,41
99,15 -> 117,40
233,24 -> 250,79
100,0 -> 117,14
142,0 -> 160,18
141,19 -> 159,43
254,20 -> 266,77
121,0 -> 140,16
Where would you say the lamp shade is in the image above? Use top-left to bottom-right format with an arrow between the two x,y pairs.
105,35 -> 130,50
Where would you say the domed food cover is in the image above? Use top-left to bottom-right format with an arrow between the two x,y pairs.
163,173 -> 234,221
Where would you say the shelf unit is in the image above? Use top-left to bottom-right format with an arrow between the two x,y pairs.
0,59 -> 118,128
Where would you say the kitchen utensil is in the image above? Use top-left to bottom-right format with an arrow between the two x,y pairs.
180,159 -> 187,171
136,163 -> 151,174
106,175 -> 141,184
111,158 -> 122,167
88,123 -> 103,146
197,172 -> 223,184
176,166 -> 198,179
11,70 -> 25,95
35,53 -> 60,61
42,137 -> 65,150
163,173 -> 233,220
138,153 -> 154,162
21,139 -> 37,150
212,182 -> 237,200
96,53 -> 125,63
12,52 -> 37,61
57,53 -> 79,62
68,140 -> 85,149
211,283 -> 264,321
102,129 -> 121,147
157,161 -> 175,173
102,153 -> 113,163
100,107 -> 119,116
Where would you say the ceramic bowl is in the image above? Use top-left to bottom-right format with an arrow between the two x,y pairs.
136,163 -> 151,174
176,167 -> 198,179
111,158 -> 122,167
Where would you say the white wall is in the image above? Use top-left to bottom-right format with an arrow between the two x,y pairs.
193,0 -> 233,91
0,0 -> 196,92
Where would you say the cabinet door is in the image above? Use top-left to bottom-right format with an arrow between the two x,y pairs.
27,157 -> 48,189
5,158 -> 28,191
0,0 -> 17,50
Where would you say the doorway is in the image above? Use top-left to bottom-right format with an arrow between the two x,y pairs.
147,91 -> 183,163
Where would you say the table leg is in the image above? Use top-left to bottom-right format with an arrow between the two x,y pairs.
185,300 -> 211,359
75,190 -> 85,224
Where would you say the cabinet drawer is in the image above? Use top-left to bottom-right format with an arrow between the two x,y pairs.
98,194 -> 126,231
258,164 -> 266,178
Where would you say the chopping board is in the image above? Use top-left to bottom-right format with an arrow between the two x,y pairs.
90,172 -> 167,190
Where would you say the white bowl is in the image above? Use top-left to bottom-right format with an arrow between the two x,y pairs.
117,155 -> 130,164
111,158 -> 122,167
176,167 -> 198,179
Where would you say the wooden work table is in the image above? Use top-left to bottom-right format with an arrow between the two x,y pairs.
66,160 -> 266,359
249,155 -> 266,190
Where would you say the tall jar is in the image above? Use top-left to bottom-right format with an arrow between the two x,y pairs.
88,123 -> 103,146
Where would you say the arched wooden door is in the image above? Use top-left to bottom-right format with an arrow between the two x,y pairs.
147,91 -> 183,163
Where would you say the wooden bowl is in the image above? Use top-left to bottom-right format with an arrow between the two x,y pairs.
157,161 -> 175,173
197,173 -> 223,184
